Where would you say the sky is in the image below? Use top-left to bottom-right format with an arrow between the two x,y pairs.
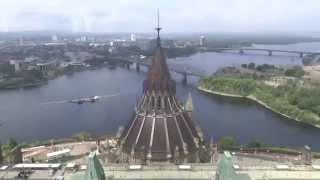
0,0 -> 319,33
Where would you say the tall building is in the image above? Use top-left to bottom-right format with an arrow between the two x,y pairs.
80,36 -> 87,42
130,33 -> 136,42
200,35 -> 206,47
119,14 -> 203,163
51,35 -> 58,42
9,60 -> 20,72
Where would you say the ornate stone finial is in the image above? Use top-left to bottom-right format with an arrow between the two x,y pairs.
194,137 -> 199,148
182,142 -> 189,155
147,151 -> 152,160
174,146 -> 180,163
146,151 -> 152,165
185,92 -> 194,112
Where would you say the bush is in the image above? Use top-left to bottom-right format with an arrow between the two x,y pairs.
219,136 -> 235,150
8,138 -> 18,150
246,140 -> 263,148
285,66 -> 305,78
268,147 -> 300,155
200,75 -> 320,126
241,64 -> 248,68
248,62 -> 256,70
71,132 -> 91,141
256,64 -> 276,72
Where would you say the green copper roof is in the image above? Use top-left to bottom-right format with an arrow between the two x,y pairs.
217,151 -> 251,180
83,152 -> 106,180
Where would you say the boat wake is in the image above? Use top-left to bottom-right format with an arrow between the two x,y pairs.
40,93 -> 121,105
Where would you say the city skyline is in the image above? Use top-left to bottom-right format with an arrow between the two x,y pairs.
0,0 -> 319,33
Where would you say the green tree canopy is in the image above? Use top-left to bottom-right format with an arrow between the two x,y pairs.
72,132 -> 91,141
219,136 -> 235,150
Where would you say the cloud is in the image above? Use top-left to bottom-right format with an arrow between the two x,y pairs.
0,0 -> 319,32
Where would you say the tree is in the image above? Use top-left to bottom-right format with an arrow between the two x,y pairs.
241,64 -> 248,68
256,64 -> 276,72
8,138 -> 18,150
248,62 -> 256,70
0,63 -> 15,75
246,140 -> 262,148
218,136 -> 235,150
72,132 -> 91,141
285,66 -> 305,78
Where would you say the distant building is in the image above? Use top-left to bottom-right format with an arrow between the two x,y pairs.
130,33 -> 136,42
148,39 -> 175,50
9,60 -> 21,72
80,36 -> 87,42
36,62 -> 57,72
200,35 -> 206,47
110,39 -> 128,47
51,35 -> 58,42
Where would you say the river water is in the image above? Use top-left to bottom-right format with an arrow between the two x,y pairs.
1,42 -> 320,150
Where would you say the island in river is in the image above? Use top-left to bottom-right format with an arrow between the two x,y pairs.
198,66 -> 320,128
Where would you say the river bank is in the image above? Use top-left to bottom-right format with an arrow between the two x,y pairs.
198,86 -> 320,129
0,80 -> 48,90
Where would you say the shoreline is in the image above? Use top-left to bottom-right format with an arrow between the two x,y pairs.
0,80 -> 48,90
197,86 -> 320,129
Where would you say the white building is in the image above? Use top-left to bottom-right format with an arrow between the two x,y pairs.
80,36 -> 87,42
9,60 -> 20,72
200,35 -> 206,47
51,35 -> 58,42
130,33 -> 137,42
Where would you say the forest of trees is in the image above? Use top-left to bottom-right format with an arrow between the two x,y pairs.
200,76 -> 320,127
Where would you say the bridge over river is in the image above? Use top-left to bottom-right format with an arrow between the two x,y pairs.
116,45 -> 317,84
118,58 -> 206,84
206,47 -> 320,57
115,45 -> 320,84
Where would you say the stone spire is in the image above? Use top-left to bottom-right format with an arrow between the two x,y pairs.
83,152 -> 105,180
185,92 -> 194,112
143,9 -> 176,94
155,8 -> 162,47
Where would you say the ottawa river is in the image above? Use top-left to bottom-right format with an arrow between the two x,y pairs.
1,42 -> 320,150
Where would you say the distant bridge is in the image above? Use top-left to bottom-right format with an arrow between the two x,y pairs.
206,47 -> 320,57
119,58 -> 206,84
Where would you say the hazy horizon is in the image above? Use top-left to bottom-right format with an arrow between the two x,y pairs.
0,0 -> 320,34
